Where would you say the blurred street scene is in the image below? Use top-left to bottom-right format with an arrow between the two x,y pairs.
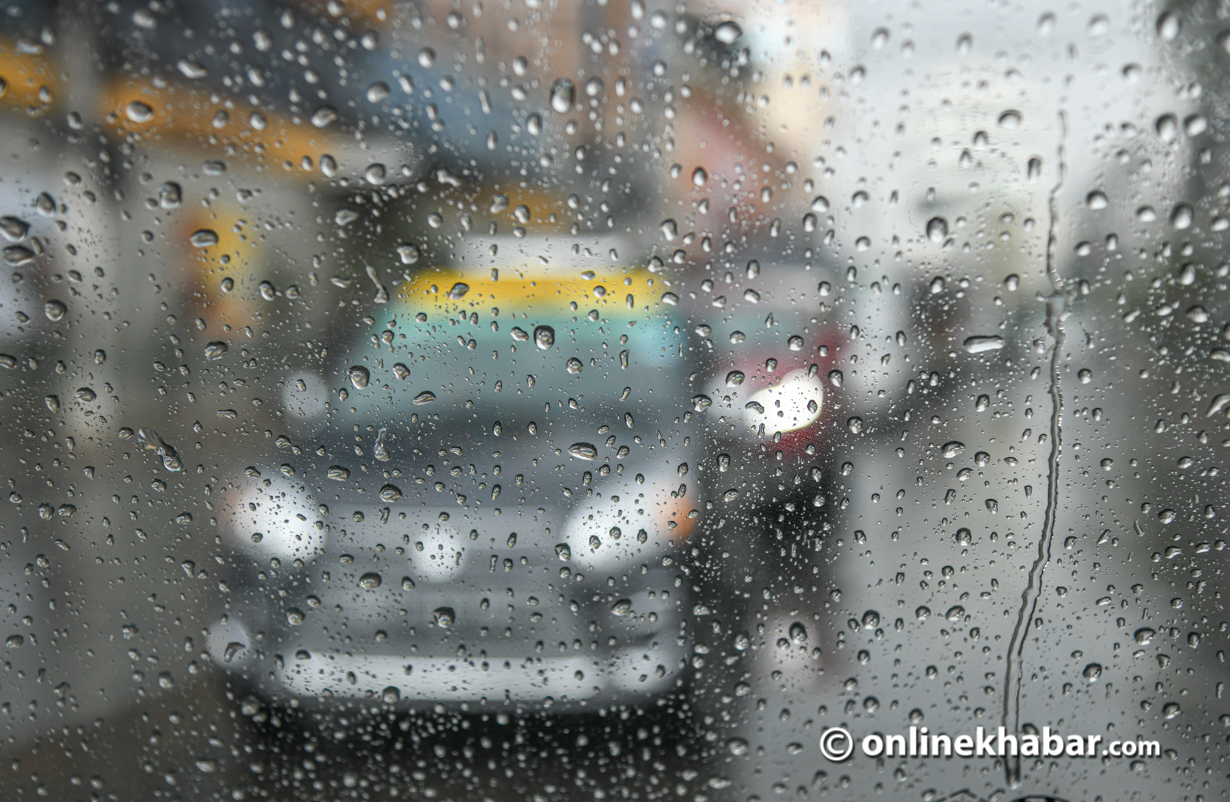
0,1 -> 1226,801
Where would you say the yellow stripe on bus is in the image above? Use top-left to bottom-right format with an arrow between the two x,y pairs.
396,269 -> 662,314
0,43 -> 57,117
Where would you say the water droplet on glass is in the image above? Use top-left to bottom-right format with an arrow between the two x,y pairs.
418,47 -> 436,67
204,341 -> 227,361
151,183 -> 182,212
611,599 -> 632,616
1171,203 -> 1194,230
374,428 -> 390,462
568,442 -> 598,460
413,391 -> 436,405
584,76 -> 604,96
566,357 -> 583,374
1086,191 -> 1108,210
286,608 -> 306,625
125,101 -> 153,123
1134,627 -> 1155,645
311,106 -> 339,128
533,325 -> 555,350
789,622 -> 808,643
432,607 -> 455,628
941,441 -> 966,458
727,738 -> 748,755
379,484 -> 403,502
725,371 -> 744,387
1082,663 -> 1102,682
367,82 -> 390,103
713,20 -> 743,44
328,466 -> 350,481
381,686 -> 400,704
549,78 -> 575,113
1156,113 -> 1178,141
447,282 -> 470,300
44,300 -> 66,321
963,335 -> 1004,353
692,167 -> 708,187
223,642 -> 245,662
997,110 -> 1022,129
692,395 -> 713,412
190,229 -> 219,248
397,243 -> 420,264
348,366 -> 369,389
359,572 -> 383,589
847,416 -> 863,434
926,216 -> 948,243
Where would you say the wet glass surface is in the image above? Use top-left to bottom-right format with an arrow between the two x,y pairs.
0,1 -> 1226,800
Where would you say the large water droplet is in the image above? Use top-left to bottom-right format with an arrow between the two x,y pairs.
568,442 -> 598,460
204,341 -> 227,360
926,216 -> 948,243
1082,663 -> 1102,682
381,686 -> 401,704
367,82 -> 390,103
348,366 -> 370,389
611,599 -> 632,616
158,182 -> 182,209
44,300 -> 66,321
374,428 -> 390,462
359,572 -> 383,589
963,335 -> 1004,353
311,106 -> 339,128
413,390 -> 436,405
432,607 -> 455,628
534,325 -> 555,350
397,243 -> 420,264
126,101 -> 154,123
713,20 -> 743,44
190,229 -> 219,248
286,608 -> 306,625
692,167 -> 708,187
447,282 -> 469,300
941,441 -> 966,458
549,78 -> 575,113
379,484 -> 403,502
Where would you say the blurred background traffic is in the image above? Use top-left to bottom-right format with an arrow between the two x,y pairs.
0,0 -> 1227,800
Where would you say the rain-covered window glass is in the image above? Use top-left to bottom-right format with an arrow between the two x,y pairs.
1,1 -> 1226,800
